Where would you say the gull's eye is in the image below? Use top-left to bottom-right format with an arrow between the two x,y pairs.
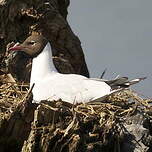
28,41 -> 36,45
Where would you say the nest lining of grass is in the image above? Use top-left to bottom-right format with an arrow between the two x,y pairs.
1,81 -> 152,151
1,81 -> 152,122
0,82 -> 29,118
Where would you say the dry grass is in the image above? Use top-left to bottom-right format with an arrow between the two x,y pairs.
1,79 -> 152,151
1,79 -> 152,130
0,81 -> 29,119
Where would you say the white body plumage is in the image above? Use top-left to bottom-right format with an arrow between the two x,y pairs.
30,43 -> 111,103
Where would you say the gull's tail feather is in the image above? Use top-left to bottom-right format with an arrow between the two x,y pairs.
90,77 -> 146,89
109,77 -> 146,89
124,77 -> 147,86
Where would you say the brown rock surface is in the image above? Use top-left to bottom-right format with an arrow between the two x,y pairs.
0,0 -> 89,83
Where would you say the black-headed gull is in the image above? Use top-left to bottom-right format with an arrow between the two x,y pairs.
9,34 -> 146,103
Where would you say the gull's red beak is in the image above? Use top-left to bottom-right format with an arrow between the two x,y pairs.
9,44 -> 23,51
9,46 -> 23,51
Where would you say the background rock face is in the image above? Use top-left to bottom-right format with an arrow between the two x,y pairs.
0,0 -> 89,82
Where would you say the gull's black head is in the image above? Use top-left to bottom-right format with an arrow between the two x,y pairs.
9,34 -> 48,57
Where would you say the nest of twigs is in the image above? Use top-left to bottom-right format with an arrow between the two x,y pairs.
1,80 -> 152,152
0,81 -> 29,119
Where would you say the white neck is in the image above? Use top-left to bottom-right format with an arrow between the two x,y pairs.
30,42 -> 57,87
